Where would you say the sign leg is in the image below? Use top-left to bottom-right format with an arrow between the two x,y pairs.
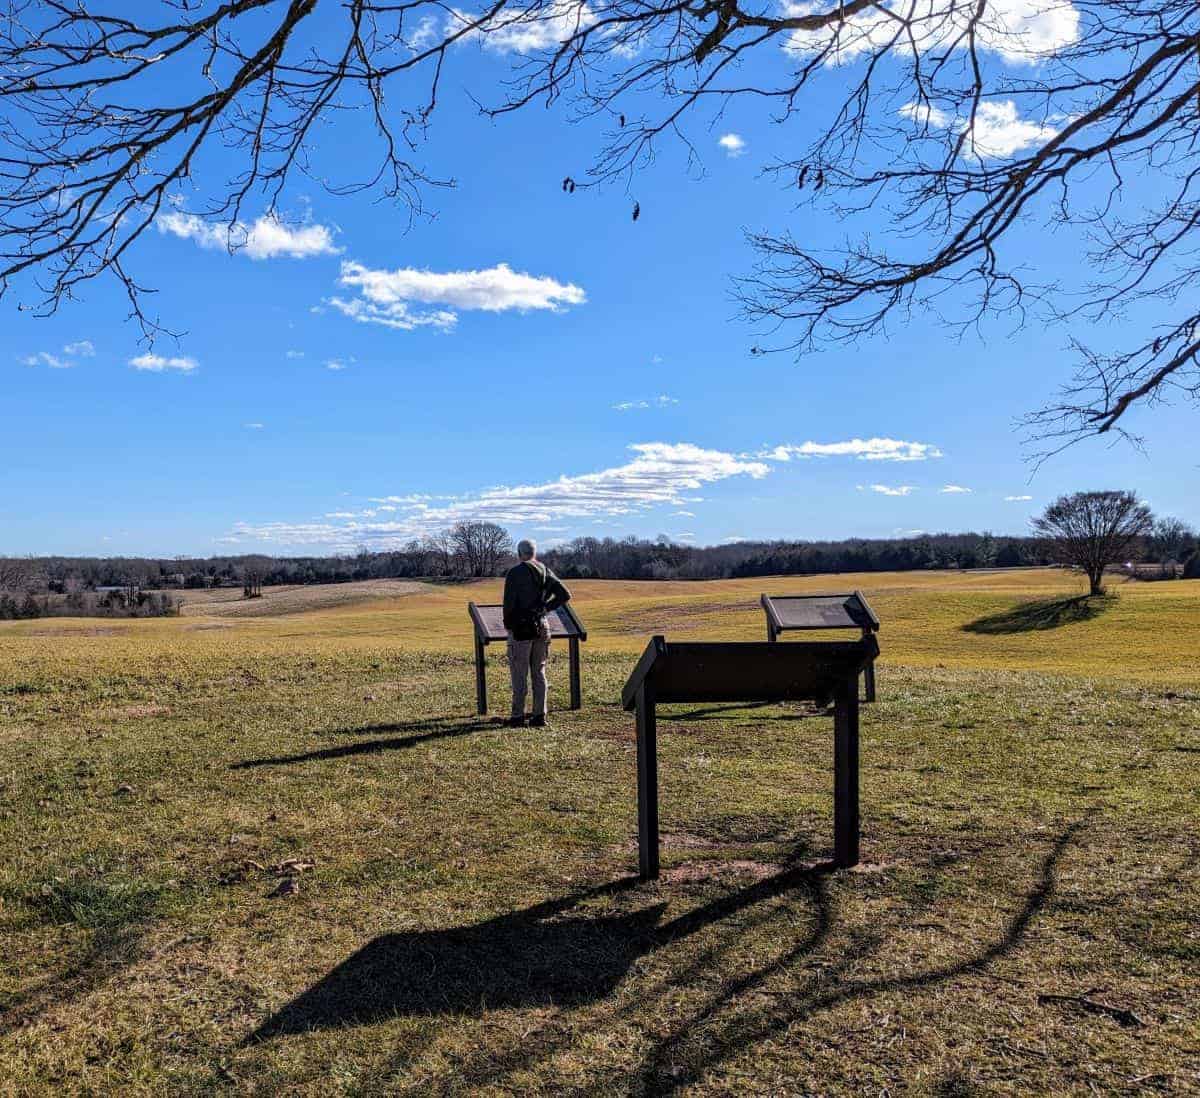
863,660 -> 877,704
569,636 -> 582,710
636,682 -> 660,880
833,679 -> 860,868
474,637 -> 488,716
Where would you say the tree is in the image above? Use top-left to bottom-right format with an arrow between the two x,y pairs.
1148,517 -> 1196,565
2,1 -> 1198,447
448,522 -> 513,578
1032,491 -> 1153,596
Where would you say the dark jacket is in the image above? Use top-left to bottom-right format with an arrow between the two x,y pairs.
502,559 -> 571,634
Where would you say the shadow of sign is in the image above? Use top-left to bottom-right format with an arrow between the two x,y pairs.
249,861 -> 837,1041
230,717 -> 496,770
962,596 -> 1111,635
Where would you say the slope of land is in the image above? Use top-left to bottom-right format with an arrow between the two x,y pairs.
0,570 -> 1196,1093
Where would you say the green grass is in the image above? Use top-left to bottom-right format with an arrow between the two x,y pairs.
0,572 -> 1198,1094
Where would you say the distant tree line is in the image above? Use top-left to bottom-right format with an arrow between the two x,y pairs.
1,515 -> 1195,601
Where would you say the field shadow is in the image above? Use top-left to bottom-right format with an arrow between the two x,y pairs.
231,717 -> 496,770
333,818 -> 1091,1095
962,595 -> 1111,635
250,858 -> 837,1041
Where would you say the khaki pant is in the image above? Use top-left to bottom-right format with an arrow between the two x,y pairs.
508,620 -> 551,719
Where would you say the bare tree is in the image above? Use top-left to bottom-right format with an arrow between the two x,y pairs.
1032,490 -> 1153,595
448,521 -> 513,577
1148,516 -> 1196,565
2,1 -> 1198,445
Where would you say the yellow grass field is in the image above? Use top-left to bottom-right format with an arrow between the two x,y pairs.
1,569 -> 1197,1094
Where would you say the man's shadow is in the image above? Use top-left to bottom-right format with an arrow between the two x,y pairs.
250,860 -> 833,1041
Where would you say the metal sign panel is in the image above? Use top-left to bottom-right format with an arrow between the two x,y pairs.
469,603 -> 585,643
762,592 -> 879,632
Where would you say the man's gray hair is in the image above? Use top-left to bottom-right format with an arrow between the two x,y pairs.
517,538 -> 536,560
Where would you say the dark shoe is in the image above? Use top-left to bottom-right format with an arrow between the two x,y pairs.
529,715 -> 548,728
507,715 -> 527,728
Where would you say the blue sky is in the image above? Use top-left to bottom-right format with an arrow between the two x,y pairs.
3,10 -> 1195,557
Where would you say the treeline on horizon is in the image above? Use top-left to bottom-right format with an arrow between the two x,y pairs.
5,532 -> 1068,591
6,525 -> 1198,603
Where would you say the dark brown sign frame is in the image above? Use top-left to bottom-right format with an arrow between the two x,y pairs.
467,601 -> 588,715
761,591 -> 881,701
620,634 -> 879,880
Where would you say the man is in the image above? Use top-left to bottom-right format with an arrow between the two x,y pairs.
502,539 -> 572,727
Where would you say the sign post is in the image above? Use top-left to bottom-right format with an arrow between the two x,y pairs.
621,634 -> 878,880
468,602 -> 589,716
761,591 -> 881,702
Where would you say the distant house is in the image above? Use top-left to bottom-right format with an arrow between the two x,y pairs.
166,573 -> 186,587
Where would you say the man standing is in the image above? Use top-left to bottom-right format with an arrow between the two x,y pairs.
502,539 -> 572,728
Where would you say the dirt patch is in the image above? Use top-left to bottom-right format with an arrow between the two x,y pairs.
610,599 -> 759,635
663,859 -> 781,883
182,580 -> 434,619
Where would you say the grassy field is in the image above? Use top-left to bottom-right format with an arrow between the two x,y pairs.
0,569 -> 1197,1094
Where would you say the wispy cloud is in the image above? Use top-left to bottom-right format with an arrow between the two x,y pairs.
227,442 -> 769,549
22,351 -> 72,369
718,133 -> 747,158
244,422 -> 265,429
451,1 -> 598,54
939,484 -> 972,494
129,353 -> 197,373
325,356 -> 355,371
285,349 -> 305,359
613,394 -> 678,411
157,211 -> 339,260
329,260 -> 585,332
900,100 -> 1060,158
784,0 -> 1079,64
760,438 -> 942,462
63,340 -> 95,357
870,484 -> 916,497
1004,494 -> 1034,502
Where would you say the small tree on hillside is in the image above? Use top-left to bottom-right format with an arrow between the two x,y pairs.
1032,491 -> 1153,596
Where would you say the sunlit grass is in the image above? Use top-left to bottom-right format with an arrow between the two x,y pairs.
0,570 -> 1197,1093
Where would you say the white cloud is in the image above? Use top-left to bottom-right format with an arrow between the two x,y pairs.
1005,494 -> 1034,501
871,484 -> 916,496
330,260 -> 585,331
671,510 -> 696,517
762,438 -> 942,462
244,422 -> 265,429
613,394 -> 678,411
63,340 -> 95,357
940,484 -> 972,494
227,442 -> 769,549
325,358 -> 350,371
452,1 -> 596,54
157,211 -> 339,260
285,349 -> 305,359
129,353 -> 197,373
22,351 -> 72,369
900,100 -> 1059,158
718,133 -> 747,158
784,0 -> 1079,64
